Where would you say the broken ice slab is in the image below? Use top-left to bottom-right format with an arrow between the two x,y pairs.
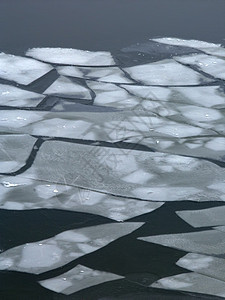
176,205 -> 225,228
20,141 -> 225,202
0,134 -> 37,173
124,59 -> 212,86
0,175 -> 164,221
175,54 -> 225,80
0,52 -> 52,85
26,47 -> 115,66
0,222 -> 143,274
121,85 -> 225,108
43,76 -> 92,100
176,253 -> 225,282
57,66 -> 133,84
139,230 -> 225,255
152,37 -> 225,58
151,272 -> 225,298
39,264 -> 123,295
214,226 -> 225,233
0,84 -> 44,107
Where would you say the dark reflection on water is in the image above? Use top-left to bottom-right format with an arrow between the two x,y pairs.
0,0 -> 225,55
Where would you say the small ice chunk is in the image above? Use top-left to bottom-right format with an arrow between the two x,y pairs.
176,253 -> 225,282
205,137 -> 225,151
139,230 -> 225,255
125,59 -> 210,86
0,52 -> 52,85
0,84 -> 44,107
175,54 -> 225,80
178,105 -> 222,122
44,76 -> 92,99
39,264 -> 123,295
151,272 -> 225,298
176,205 -> 225,228
155,123 -> 203,138
26,47 -> 115,66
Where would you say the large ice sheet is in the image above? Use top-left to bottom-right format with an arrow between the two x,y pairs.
39,264 -> 123,294
175,54 -> 225,80
0,176 -> 163,221
151,273 -> 225,298
57,66 -> 132,84
0,222 -> 143,274
176,253 -> 225,282
0,134 -> 37,173
26,47 -> 115,66
0,52 -> 52,85
20,141 -> 225,202
43,76 -> 92,100
139,230 -> 225,255
0,84 -> 44,107
176,206 -> 225,228
124,59 -> 211,86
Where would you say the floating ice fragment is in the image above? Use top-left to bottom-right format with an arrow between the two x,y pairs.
139,230 -> 225,255
39,264 -> 123,294
26,47 -> 115,66
176,253 -> 225,282
44,76 -> 92,99
0,84 -> 44,107
176,205 -> 225,228
175,54 -> 225,80
0,52 -> 52,85
124,59 -> 211,86
0,222 -> 143,274
151,273 -> 225,298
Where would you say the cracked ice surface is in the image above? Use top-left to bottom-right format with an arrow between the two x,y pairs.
26,47 -> 115,66
0,222 -> 143,274
39,264 -> 123,294
21,141 -> 225,201
0,52 -> 52,85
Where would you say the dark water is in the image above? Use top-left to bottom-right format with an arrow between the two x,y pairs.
0,1 -> 225,299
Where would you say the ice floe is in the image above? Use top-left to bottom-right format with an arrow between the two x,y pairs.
57,66 -> 133,84
19,141 -> 225,201
26,47 -> 115,66
124,59 -> 211,86
175,54 -> 225,80
139,230 -> 225,255
39,264 -> 123,294
151,273 -> 225,298
43,76 -> 92,100
176,205 -> 225,228
0,84 -> 44,107
0,52 -> 52,85
0,222 -> 143,274
176,253 -> 225,282
0,176 -> 163,221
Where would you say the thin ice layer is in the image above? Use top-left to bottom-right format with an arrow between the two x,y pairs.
151,273 -> 225,298
39,264 -> 123,294
0,52 -> 52,85
175,54 -> 225,80
124,59 -> 211,86
176,205 -> 225,228
43,76 -> 92,100
20,141 -> 225,202
26,47 -> 115,66
0,222 -> 143,274
176,253 -> 225,282
139,230 -> 225,255
0,134 -> 37,173
0,176 -> 164,221
0,84 -> 44,107
57,66 -> 132,84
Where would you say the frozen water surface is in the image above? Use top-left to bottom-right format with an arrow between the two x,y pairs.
1,38 -> 225,299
